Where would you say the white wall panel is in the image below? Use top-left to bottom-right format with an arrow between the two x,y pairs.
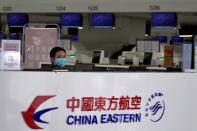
0,0 -> 197,12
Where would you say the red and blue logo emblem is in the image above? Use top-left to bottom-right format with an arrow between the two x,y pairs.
22,93 -> 165,129
21,95 -> 58,129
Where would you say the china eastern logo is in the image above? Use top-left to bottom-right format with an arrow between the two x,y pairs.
22,93 -> 165,129
22,95 -> 58,129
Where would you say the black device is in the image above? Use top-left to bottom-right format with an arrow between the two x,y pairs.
92,50 -> 102,63
143,52 -> 152,65
75,63 -> 94,71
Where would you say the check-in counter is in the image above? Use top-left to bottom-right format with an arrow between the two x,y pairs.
0,71 -> 196,131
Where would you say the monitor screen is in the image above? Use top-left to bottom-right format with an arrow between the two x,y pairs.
91,13 -> 115,28
60,13 -> 83,28
92,51 -> 101,63
153,36 -> 167,44
171,36 -> 183,45
143,52 -> 153,65
7,13 -> 28,27
151,13 -> 177,28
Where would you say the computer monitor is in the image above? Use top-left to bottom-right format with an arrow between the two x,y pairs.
60,13 -> 83,28
151,12 -> 177,28
91,13 -> 115,28
75,63 -> 94,71
7,13 -> 28,27
143,52 -> 153,65
135,52 -> 144,64
92,50 -> 104,64
171,36 -> 183,45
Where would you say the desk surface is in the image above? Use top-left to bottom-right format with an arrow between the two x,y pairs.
39,63 -> 182,72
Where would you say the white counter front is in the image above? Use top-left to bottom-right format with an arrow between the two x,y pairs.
0,71 -> 197,131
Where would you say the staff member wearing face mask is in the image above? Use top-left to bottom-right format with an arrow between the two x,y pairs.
50,47 -> 67,68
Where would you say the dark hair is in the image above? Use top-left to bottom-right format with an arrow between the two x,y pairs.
50,47 -> 66,58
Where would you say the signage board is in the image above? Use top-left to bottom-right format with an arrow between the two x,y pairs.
1,40 -> 21,70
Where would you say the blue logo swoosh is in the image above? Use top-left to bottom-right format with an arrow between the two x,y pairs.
33,107 -> 58,124
150,101 -> 162,115
150,101 -> 165,122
